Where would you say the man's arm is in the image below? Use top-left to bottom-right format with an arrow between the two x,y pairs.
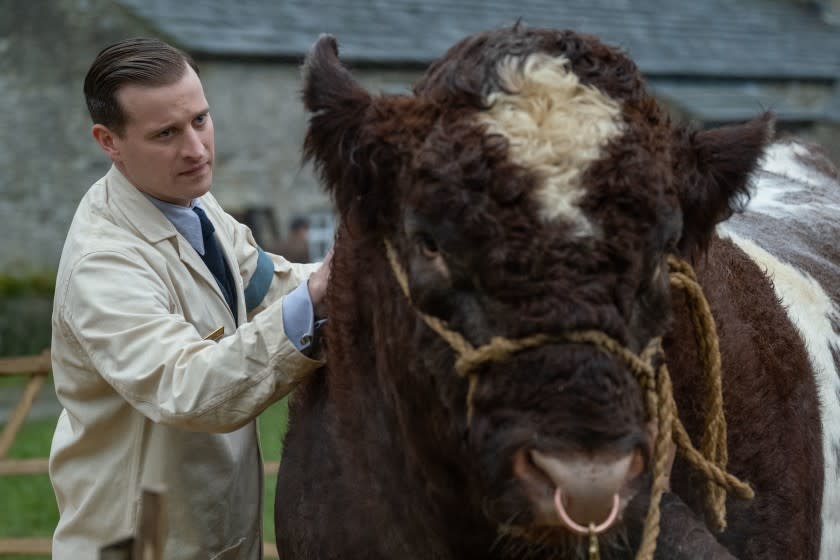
210,201 -> 323,319
59,249 -> 323,433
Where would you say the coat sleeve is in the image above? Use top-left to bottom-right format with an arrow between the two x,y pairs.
215,207 -> 321,319
59,248 -> 323,433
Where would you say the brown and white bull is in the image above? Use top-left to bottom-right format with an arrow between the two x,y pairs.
275,25 -> 840,559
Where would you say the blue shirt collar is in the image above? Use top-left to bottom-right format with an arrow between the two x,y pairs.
142,194 -> 206,255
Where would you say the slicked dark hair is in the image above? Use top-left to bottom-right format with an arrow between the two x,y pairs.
84,37 -> 199,135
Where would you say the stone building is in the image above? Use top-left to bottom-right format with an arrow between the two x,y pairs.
2,0 -> 839,276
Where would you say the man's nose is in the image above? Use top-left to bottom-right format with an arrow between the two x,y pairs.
181,127 -> 206,159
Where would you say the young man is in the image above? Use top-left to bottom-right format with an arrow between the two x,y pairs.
49,37 -> 331,558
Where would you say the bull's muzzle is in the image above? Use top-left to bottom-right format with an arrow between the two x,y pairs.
512,446 -> 646,535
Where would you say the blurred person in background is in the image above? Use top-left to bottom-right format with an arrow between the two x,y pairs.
275,216 -> 311,263
48,37 -> 331,559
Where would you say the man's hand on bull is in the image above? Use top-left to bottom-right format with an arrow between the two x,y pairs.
308,246 -> 333,320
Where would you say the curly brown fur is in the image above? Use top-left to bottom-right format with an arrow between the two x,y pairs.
276,24 -> 828,559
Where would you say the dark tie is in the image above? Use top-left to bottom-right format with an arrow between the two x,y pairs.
193,206 -> 238,322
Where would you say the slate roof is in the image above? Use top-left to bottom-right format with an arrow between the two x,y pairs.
117,0 -> 840,80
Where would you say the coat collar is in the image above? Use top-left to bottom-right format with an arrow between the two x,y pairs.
105,165 -> 180,244
104,165 -> 241,326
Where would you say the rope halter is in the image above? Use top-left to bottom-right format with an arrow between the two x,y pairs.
383,239 -> 753,560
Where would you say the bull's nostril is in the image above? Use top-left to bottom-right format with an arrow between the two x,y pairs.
530,448 -> 641,528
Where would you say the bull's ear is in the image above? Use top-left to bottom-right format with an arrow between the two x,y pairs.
301,35 -> 380,228
676,113 -> 774,253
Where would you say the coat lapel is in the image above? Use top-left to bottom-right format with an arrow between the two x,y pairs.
175,235 -> 235,322
104,165 -> 237,326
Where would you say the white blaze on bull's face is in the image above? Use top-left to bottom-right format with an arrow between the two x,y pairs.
477,53 -> 625,235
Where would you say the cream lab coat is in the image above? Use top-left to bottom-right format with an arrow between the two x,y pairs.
49,166 -> 322,559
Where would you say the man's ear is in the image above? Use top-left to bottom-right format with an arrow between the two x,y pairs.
92,124 -> 121,162
675,112 -> 774,253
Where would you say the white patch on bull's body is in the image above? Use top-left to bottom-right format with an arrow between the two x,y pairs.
719,140 -> 840,559
478,53 -> 624,234
741,142 -> 840,220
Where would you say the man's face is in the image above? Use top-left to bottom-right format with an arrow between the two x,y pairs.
103,65 -> 214,206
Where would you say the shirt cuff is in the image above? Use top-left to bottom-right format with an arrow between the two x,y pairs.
282,281 -> 317,355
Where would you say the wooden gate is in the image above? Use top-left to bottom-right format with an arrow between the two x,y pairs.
0,350 -> 52,556
0,350 -> 280,558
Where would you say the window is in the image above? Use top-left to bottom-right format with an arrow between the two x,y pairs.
306,210 -> 336,261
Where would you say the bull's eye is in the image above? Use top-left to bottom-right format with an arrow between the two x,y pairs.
415,232 -> 440,259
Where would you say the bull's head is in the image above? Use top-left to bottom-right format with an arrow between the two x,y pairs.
301,26 -> 771,549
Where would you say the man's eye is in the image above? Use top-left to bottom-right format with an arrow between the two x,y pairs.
158,128 -> 174,138
195,114 -> 208,125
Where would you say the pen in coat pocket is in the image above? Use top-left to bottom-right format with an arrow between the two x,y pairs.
203,326 -> 224,342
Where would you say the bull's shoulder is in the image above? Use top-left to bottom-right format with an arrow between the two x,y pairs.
719,138 -> 840,302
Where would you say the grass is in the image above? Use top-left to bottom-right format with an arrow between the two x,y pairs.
0,415 -> 58,560
259,398 -> 290,546
0,377 -> 31,388
0,397 -> 291,559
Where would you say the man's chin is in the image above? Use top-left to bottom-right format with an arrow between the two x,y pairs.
192,183 -> 212,199
179,175 -> 212,199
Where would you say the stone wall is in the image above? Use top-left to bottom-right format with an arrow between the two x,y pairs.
1,0 -> 838,277
0,0 -> 153,273
0,0 -> 148,355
